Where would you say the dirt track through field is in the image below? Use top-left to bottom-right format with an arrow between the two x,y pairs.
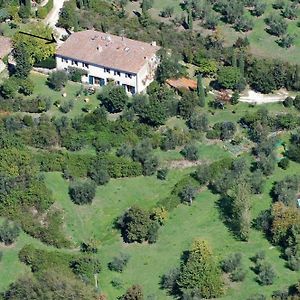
44,0 -> 69,39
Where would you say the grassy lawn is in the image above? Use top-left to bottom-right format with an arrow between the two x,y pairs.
154,141 -> 231,163
28,72 -> 99,118
1,158 -> 299,298
44,169 -> 191,245
98,162 -> 300,299
0,229 -> 64,292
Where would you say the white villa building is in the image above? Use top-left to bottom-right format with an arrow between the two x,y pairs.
56,30 -> 160,94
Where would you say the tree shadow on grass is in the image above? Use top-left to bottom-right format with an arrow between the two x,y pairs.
215,196 -> 239,238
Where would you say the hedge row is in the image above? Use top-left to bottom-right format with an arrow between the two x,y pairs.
34,151 -> 143,178
157,175 -> 200,211
36,0 -> 54,19
19,244 -> 101,283
0,95 -> 51,113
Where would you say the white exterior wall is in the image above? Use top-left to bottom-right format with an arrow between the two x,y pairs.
136,54 -> 159,93
55,54 -> 159,94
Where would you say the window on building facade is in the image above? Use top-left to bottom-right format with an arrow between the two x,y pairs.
114,70 -> 121,76
72,60 -> 79,66
128,85 -> 136,94
62,58 -> 68,63
104,68 -> 111,73
125,73 -> 132,79
122,84 -> 136,94
83,63 -> 89,68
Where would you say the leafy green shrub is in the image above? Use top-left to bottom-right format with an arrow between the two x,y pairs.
158,175 -> 200,211
206,129 -> 220,139
69,179 -> 96,205
111,278 -> 123,289
47,70 -> 68,91
93,139 -> 111,154
147,221 -> 160,244
60,131 -> 86,151
19,78 -> 34,96
179,185 -> 197,205
278,157 -> 289,170
221,253 -> 242,273
70,256 -> 101,283
157,169 -> 168,180
60,100 -> 74,113
181,143 -> 199,161
0,77 -> 19,99
68,67 -> 87,82
142,156 -> 159,176
121,285 -> 144,300
88,161 -> 110,185
34,56 -> 56,69
99,85 -> 129,113
272,289 -> 289,300
283,96 -> 294,107
230,267 -> 246,282
256,261 -> 276,285
293,95 -> 300,110
108,253 -> 130,272
188,112 -> 209,131
161,267 -> 180,293
252,251 -> 266,263
0,220 -> 20,245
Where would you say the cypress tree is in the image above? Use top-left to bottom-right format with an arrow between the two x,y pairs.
187,4 -> 193,30
293,64 -> 300,91
178,239 -> 223,298
197,74 -> 205,107
231,180 -> 251,241
13,42 -> 33,78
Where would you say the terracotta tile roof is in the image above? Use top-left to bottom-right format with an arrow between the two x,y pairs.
166,77 -> 197,91
56,30 -> 160,74
0,36 -> 12,59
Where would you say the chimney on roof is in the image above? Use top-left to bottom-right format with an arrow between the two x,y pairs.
97,45 -> 103,52
151,41 -> 157,47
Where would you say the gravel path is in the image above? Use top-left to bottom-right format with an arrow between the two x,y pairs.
44,0 -> 69,40
239,89 -> 289,104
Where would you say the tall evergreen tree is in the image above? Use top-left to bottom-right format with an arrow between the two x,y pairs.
178,239 -> 223,298
197,74 -> 206,107
231,180 -> 251,241
187,2 -> 193,30
293,64 -> 300,91
13,42 -> 33,78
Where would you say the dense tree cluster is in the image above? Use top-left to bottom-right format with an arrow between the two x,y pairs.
118,206 -> 161,244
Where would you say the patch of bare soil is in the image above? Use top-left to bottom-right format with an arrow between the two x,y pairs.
166,159 -> 206,169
